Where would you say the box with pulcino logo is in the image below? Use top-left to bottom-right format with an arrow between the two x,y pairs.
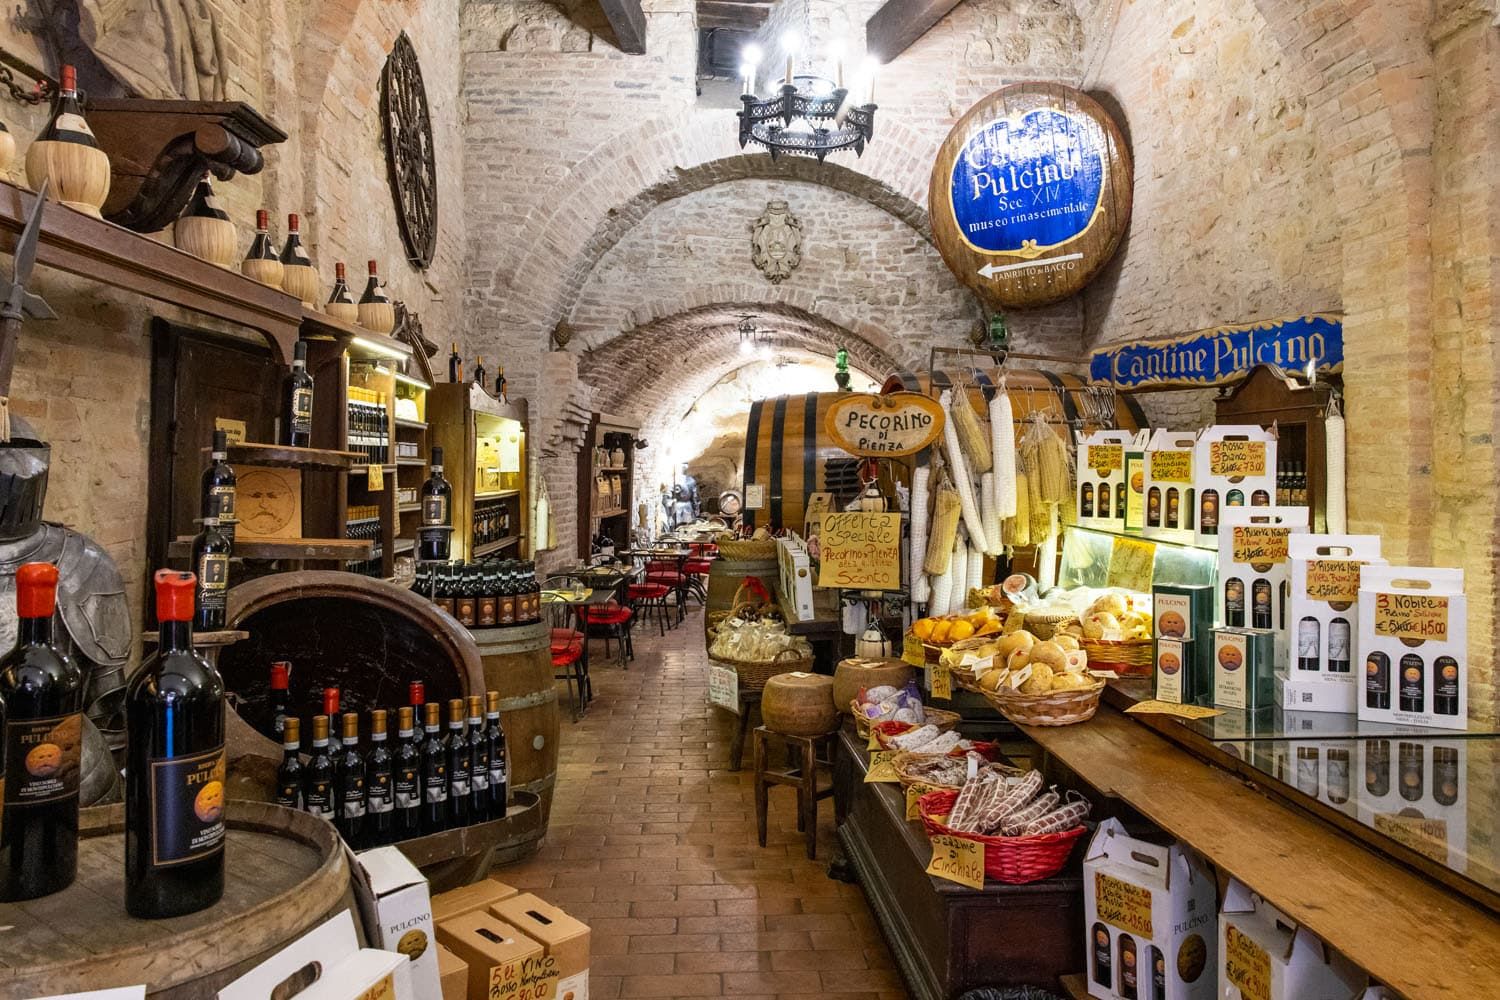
352,847 -> 441,1000
1218,879 -> 1365,999
218,910 -> 415,1000
1281,534 -> 1384,714
1152,583 -> 1214,704
1357,565 -> 1467,731
1191,425 -> 1278,549
1216,507 -> 1309,664
1076,429 -> 1143,532
1211,628 -> 1274,712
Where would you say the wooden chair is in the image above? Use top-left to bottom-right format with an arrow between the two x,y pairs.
544,575 -> 590,719
753,725 -> 836,860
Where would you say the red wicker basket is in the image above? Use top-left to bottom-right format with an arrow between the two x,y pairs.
917,788 -> 1088,884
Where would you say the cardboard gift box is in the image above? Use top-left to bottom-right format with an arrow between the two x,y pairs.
1152,583 -> 1214,704
1123,450 -> 1147,533
1281,535 -> 1384,714
1076,430 -> 1141,532
1355,737 -> 1468,871
1216,506 -> 1309,663
1212,628 -> 1275,712
1153,637 -> 1194,705
491,893 -> 591,1000
352,847 -> 442,1000
1083,817 -> 1218,1000
1357,565 -> 1467,730
1191,425 -> 1278,547
1219,880 -> 1365,999
218,910 -> 415,1000
432,877 -> 520,923
435,911 -> 550,1000
1141,430 -> 1198,544
436,944 -> 467,1000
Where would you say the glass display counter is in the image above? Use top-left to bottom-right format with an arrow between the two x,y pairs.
1056,524 -> 1217,589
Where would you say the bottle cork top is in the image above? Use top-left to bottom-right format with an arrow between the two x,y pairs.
371,709 -> 388,733
367,260 -> 379,275
398,705 -> 415,729
323,687 -> 340,716
256,209 -> 269,230
154,569 -> 196,622
467,694 -> 482,717
283,716 -> 300,743
16,562 -> 58,619
270,662 -> 290,690
312,714 -> 329,740
341,712 -> 359,739
448,698 -> 464,723
60,65 -> 76,94
287,213 -> 300,232
423,702 -> 440,726
409,680 -> 425,705
486,690 -> 500,713
336,261 -> 347,279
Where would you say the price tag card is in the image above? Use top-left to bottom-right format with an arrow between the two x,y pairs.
1223,924 -> 1272,1000
1232,525 -> 1291,565
1149,450 -> 1192,483
929,662 -> 953,700
366,463 -> 384,491
903,633 -> 927,667
1305,559 -> 1364,604
1374,592 -> 1450,642
1209,439 -> 1268,478
905,781 -> 935,820
1088,444 -> 1124,475
864,750 -> 899,783
1125,699 -> 1223,720
925,834 -> 986,889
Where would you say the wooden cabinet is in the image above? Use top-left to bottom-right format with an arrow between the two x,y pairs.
576,412 -> 637,558
427,383 -> 528,562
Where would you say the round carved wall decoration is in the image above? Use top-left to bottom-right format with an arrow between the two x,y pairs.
381,31 -> 437,269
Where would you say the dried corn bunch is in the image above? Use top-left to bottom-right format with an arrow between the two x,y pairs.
950,389 -> 993,474
1035,422 -> 1071,507
924,483 -> 962,576
1005,471 -> 1032,547
1028,451 -> 1049,543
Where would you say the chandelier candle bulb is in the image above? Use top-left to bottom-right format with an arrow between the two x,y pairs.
174,176 -> 237,268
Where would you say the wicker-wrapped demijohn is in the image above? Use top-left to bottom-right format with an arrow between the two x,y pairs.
240,209 -> 283,287
326,261 -> 360,322
279,213 -> 319,306
174,175 -> 237,268
0,119 -> 15,173
25,65 -> 110,218
357,259 -> 396,333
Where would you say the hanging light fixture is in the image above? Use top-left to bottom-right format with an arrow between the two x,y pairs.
737,314 -> 758,355
736,7 -> 878,161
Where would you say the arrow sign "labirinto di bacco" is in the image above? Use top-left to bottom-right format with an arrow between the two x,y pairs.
930,82 -> 1133,310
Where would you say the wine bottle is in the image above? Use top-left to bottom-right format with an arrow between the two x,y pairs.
393,706 -> 422,840
357,260 -> 395,334
26,65 -> 111,219
445,699 -> 471,828
274,716 -> 303,809
125,569 -> 226,919
202,429 -> 236,548
279,213 -> 319,306
326,261 -> 359,322
269,661 -> 291,740
465,695 -> 489,822
409,680 -> 426,718
419,701 -> 448,833
191,501 -> 231,631
241,209 -> 284,287
284,340 -> 315,447
335,712 -> 367,847
485,690 -> 508,820
0,563 -> 84,901
496,366 -> 508,403
366,709 -> 394,846
449,342 -> 462,383
174,174 -> 237,268
474,356 -> 488,393
323,686 -> 341,721
303,714 -> 336,822
418,446 -> 453,561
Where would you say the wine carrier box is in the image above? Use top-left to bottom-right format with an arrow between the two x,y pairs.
491,893 -> 591,1000
1211,628 -> 1275,712
1218,880 -> 1366,1000
1354,737 -> 1469,872
352,847 -> 443,1000
435,910 -> 549,1000
1357,566 -> 1467,730
219,910 -> 416,1000
1083,817 -> 1218,1000
776,534 -> 815,622
1280,535 -> 1385,714
1141,430 -> 1198,544
1075,430 -> 1142,531
1216,506 -> 1309,663
431,876 -> 520,923
1152,583 -> 1214,704
1191,425 -> 1278,548
436,944 -> 467,1000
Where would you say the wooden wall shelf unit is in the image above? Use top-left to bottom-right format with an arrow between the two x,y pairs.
428,383 -> 528,563
576,412 -> 637,558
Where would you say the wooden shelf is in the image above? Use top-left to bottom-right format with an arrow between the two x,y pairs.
475,489 -> 521,500
0,180 -> 302,361
168,536 -> 373,561
393,538 -> 415,554
140,629 -> 249,648
472,535 -> 521,557
396,457 -> 427,467
596,466 -> 628,473
398,502 -> 422,514
395,418 -> 428,431
593,507 -> 628,519
348,463 -> 397,474
216,442 -> 362,470
301,307 -> 413,362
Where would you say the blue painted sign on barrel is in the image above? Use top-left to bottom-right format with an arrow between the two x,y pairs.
1090,314 -> 1344,389
931,83 -> 1132,309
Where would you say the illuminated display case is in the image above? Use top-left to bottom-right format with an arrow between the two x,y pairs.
428,382 -> 529,562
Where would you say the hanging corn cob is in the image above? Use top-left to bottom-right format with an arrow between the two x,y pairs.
1037,422 -> 1070,506
979,472 -> 1002,558
939,390 -> 991,553
950,388 -> 993,474
990,391 -> 1017,518
909,465 -> 932,603
1007,470 -> 1032,547
924,482 -> 962,576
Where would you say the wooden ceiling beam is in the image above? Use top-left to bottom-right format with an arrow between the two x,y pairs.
698,2 -> 770,29
597,0 -> 647,54
864,0 -> 963,62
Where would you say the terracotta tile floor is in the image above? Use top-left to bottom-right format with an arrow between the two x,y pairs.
494,606 -> 909,999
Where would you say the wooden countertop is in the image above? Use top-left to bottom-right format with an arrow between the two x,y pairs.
1022,705 -> 1500,999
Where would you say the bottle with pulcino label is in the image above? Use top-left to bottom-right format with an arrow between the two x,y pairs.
1146,487 -> 1161,527
1080,483 -> 1094,518
1366,652 -> 1391,710
1224,577 -> 1246,628
1398,653 -> 1425,713
445,699 -> 471,828
1165,487 -> 1179,529
393,706 -> 422,840
303,714 -> 336,822
1433,656 -> 1460,716
466,695 -> 490,823
275,717 -> 304,810
335,712 -> 367,846
1200,489 -> 1219,534
366,709 -> 394,847
1118,934 -> 1138,999
1098,483 -> 1111,518
1250,578 -> 1272,629
420,702 -> 448,833
1091,923 -> 1112,987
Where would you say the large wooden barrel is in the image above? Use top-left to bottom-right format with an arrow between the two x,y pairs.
221,572 -> 485,729
881,368 -> 1148,433
470,621 -> 559,863
0,801 -> 352,999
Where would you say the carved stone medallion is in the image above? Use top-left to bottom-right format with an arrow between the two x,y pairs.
751,200 -> 802,284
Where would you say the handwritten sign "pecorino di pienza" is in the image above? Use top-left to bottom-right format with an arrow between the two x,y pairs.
824,392 -> 945,457
930,82 -> 1132,309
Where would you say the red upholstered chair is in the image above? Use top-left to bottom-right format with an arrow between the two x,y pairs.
644,559 -> 689,624
545,575 -> 591,719
581,600 -> 634,667
626,580 -> 672,635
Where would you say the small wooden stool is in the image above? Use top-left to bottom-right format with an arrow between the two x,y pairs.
728,691 -> 762,771
753,725 -> 835,859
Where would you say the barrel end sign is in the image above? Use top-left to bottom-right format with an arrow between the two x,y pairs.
930,82 -> 1133,310
825,392 -> 946,457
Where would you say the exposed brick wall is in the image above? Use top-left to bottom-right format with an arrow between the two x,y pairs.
0,0 -> 465,631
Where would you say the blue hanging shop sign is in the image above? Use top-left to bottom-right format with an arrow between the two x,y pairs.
1090,315 -> 1344,389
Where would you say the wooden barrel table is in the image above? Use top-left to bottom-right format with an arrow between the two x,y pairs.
0,801 -> 352,999
470,622 -> 559,863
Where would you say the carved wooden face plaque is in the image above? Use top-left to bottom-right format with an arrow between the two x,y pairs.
381,31 -> 438,269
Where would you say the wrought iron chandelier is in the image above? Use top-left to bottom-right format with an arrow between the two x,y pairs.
737,314 -> 769,357
736,27 -> 878,162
